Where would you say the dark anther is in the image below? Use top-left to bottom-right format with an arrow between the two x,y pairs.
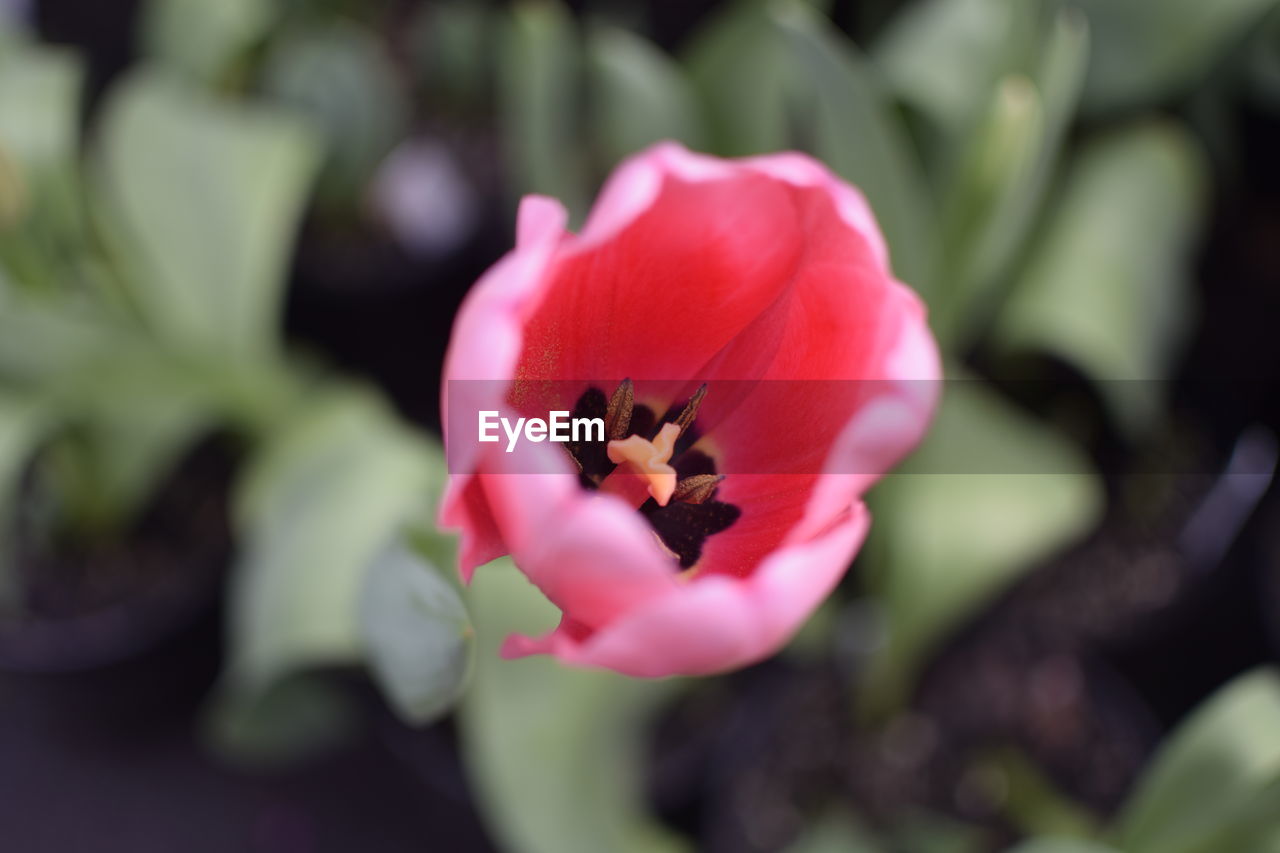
672,474 -> 724,504
672,384 -> 708,437
606,378 -> 634,440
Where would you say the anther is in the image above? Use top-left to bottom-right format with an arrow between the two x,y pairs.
672,384 -> 708,437
672,474 -> 724,504
606,378 -> 634,440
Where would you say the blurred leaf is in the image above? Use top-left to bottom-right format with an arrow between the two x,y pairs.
862,379 -> 1103,713
1005,841 -> 1121,853
934,11 -> 1089,347
410,0 -> 491,111
48,347 -> 217,533
1116,668 -> 1280,853
890,810 -> 991,853
0,300 -> 117,384
587,24 -> 705,163
141,0 -> 277,85
995,122 -> 1206,433
0,39 -> 85,278
683,0 -> 791,156
216,387 -> 438,752
359,537 -> 473,726
261,21 -> 408,205
0,40 -> 81,175
786,810 -> 885,853
770,1 -> 936,296
1070,0 -> 1280,114
0,390 -> 45,606
873,0 -> 1036,136
981,748 -> 1101,840
204,671 -> 361,769
460,559 -> 688,853
934,74 -> 1043,343
95,69 -> 320,360
499,0 -> 587,218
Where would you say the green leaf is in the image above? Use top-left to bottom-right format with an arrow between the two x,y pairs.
460,559 -> 689,853
203,671 -> 361,769
683,0 -> 792,156
0,389 -> 46,607
260,21 -> 409,206
587,24 -> 706,163
786,810 -> 885,853
1004,841 -> 1122,853
873,0 -> 1035,136
862,379 -> 1103,713
994,122 -> 1207,433
0,39 -> 85,275
499,0 -> 587,219
140,0 -> 277,85
1116,668 -> 1280,853
213,388 -> 440,760
359,538 -> 473,726
770,1 -> 937,297
1070,0 -> 1280,114
46,346 -> 219,532
0,40 -> 82,176
932,11 -> 1089,347
94,69 -> 320,360
410,0 -> 491,111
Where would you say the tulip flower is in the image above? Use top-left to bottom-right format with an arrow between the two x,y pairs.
441,143 -> 940,677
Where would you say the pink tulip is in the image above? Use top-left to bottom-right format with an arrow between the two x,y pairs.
441,143 -> 940,677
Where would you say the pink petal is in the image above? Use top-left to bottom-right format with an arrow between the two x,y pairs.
502,503 -> 871,676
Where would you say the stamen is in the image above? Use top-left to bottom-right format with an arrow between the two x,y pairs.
606,378 -> 634,440
672,474 -> 724,504
672,384 -> 708,437
607,422 -> 681,506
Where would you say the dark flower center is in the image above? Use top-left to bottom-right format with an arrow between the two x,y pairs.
562,380 -> 741,570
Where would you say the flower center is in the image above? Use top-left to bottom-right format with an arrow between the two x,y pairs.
561,380 -> 741,570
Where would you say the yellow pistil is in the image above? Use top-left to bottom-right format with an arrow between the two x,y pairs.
606,422 -> 681,506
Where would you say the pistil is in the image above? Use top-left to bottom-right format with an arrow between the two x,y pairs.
607,422 -> 681,506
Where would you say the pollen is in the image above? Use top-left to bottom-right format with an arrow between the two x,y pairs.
607,422 -> 681,506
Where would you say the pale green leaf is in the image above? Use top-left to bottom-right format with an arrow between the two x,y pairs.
683,0 -> 791,156
873,0 -> 1033,136
1117,668 -> 1280,853
223,387 -> 434,695
995,122 -> 1207,433
770,0 -> 936,296
0,389 -> 46,607
359,540 -> 473,726
862,379 -> 1103,712
460,559 -> 689,853
786,810 -> 885,853
141,0 -> 277,84
0,40 -> 81,175
587,24 -> 705,163
1005,841 -> 1121,853
261,21 -> 408,205
94,69 -> 320,360
1070,0 -> 1280,114
499,0 -> 587,218
933,10 -> 1089,347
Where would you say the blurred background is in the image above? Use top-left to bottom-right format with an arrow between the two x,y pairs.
2,0 -> 1280,851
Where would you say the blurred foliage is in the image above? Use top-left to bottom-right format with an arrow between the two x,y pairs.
862,379 -> 1103,714
0,17 -> 471,764
461,559 -> 686,853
